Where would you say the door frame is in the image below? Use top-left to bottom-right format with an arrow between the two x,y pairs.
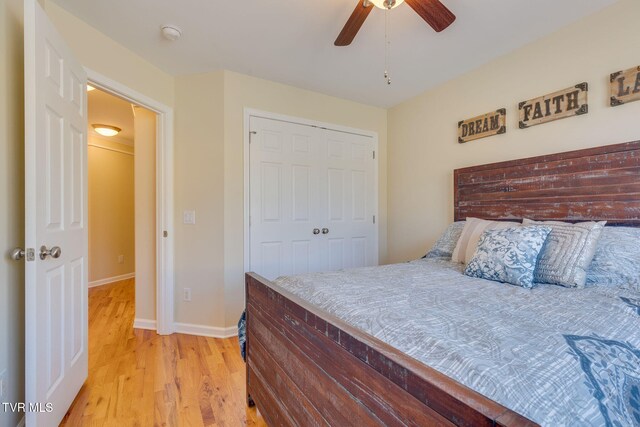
87,68 -> 175,335
243,108 -> 379,275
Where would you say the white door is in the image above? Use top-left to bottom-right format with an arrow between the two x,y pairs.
24,0 -> 88,425
249,116 -> 377,280
249,117 -> 323,280
321,129 -> 377,271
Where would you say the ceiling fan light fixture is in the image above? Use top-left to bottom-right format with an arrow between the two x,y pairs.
92,124 -> 121,137
368,0 -> 404,10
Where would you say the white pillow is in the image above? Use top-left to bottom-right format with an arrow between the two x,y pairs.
451,217 -> 521,264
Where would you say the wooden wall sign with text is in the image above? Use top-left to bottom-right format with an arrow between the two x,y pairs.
519,83 -> 588,129
458,109 -> 506,143
610,66 -> 640,107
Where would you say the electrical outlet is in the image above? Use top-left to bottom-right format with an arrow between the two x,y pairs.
118,255 -> 124,264
183,288 -> 192,302
0,369 -> 7,399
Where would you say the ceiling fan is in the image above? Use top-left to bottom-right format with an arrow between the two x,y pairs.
334,0 -> 455,46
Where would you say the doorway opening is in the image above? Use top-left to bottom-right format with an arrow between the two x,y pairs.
87,70 -> 175,336
86,86 -> 156,337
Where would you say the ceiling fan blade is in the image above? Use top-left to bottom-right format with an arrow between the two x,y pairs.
405,0 -> 456,32
334,0 -> 374,46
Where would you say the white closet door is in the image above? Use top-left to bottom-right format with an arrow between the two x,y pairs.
249,116 -> 377,281
249,117 -> 323,280
320,129 -> 377,271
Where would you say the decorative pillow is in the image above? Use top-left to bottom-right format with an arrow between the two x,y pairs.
523,219 -> 606,288
586,226 -> 640,289
464,226 -> 552,288
451,217 -> 521,264
425,221 -> 466,260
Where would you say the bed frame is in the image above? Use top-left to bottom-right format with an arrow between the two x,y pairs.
245,140 -> 640,426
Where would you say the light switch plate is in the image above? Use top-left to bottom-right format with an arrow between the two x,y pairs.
183,210 -> 196,225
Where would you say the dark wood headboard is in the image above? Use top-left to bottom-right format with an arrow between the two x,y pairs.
454,140 -> 640,226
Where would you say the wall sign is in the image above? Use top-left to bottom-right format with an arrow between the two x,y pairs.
519,83 -> 588,129
457,109 -> 506,144
610,66 -> 640,107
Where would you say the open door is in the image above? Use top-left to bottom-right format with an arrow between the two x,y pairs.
24,0 -> 88,424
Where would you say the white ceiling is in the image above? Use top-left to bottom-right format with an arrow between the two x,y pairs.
53,0 -> 618,108
88,88 -> 134,144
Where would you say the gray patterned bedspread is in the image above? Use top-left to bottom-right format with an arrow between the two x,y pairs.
274,259 -> 640,427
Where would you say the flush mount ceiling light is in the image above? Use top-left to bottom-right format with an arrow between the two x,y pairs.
92,124 -> 121,137
161,25 -> 182,41
369,0 -> 405,9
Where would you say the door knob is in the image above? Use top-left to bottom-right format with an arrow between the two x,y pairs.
322,228 -> 329,234
11,248 -> 25,261
313,228 -> 320,235
40,245 -> 62,260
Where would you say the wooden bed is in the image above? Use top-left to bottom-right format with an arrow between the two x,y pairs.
245,140 -> 640,426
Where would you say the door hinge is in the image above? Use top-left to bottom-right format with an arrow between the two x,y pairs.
163,231 -> 168,238
249,131 -> 257,143
373,215 -> 376,224
26,248 -> 35,262
373,150 -> 376,160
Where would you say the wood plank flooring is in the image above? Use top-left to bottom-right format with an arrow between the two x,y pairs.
61,279 -> 266,426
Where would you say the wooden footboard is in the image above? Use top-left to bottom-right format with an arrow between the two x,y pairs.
245,273 -> 538,427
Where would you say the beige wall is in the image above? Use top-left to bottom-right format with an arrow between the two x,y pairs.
88,136 -> 135,283
387,0 -> 640,263
134,107 -> 157,321
0,0 -> 25,425
173,71 -> 388,329
174,72 -> 226,327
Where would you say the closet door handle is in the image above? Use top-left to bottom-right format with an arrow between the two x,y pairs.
313,228 -> 320,235
322,228 -> 329,235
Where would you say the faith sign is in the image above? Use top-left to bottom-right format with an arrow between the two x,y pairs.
519,83 -> 588,129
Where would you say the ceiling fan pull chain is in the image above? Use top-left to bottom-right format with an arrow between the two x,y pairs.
384,10 -> 391,85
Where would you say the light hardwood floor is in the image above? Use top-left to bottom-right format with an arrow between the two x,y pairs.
61,279 -> 266,426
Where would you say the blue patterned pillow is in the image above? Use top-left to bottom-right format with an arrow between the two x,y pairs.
587,226 -> 640,290
425,221 -> 465,260
464,226 -> 552,288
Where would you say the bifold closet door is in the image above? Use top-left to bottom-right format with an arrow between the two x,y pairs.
249,116 -> 377,281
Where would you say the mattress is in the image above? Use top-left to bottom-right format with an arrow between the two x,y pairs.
274,259 -> 640,427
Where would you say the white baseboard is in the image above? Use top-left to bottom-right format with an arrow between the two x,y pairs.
133,318 -> 157,331
132,319 -> 237,338
16,416 -> 25,427
89,273 -> 135,288
174,322 -> 238,339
